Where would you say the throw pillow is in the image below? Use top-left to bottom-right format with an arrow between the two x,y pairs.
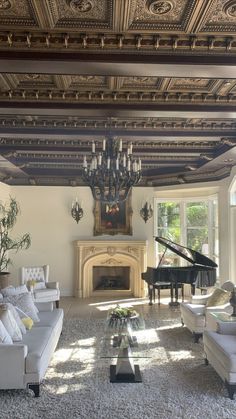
1,284 -> 28,297
0,305 -> 22,341
0,319 -> 13,344
21,317 -> 34,330
3,293 -> 40,323
206,288 -> 231,307
27,280 -> 46,290
0,303 -> 26,334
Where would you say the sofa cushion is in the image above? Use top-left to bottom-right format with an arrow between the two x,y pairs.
35,308 -> 64,329
33,288 -> 58,299
206,288 -> 231,307
22,326 -> 54,374
0,319 -> 12,344
1,285 -> 28,297
3,293 -> 40,323
0,305 -> 22,342
203,330 -> 236,373
0,303 -> 26,335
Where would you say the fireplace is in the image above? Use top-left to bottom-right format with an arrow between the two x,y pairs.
74,240 -> 147,298
93,266 -> 130,291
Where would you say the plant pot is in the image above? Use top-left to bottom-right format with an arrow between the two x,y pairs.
0,272 -> 10,289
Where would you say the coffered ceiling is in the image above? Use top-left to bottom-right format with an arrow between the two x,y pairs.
0,0 -> 236,187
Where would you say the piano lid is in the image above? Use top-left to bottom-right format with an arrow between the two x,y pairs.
155,236 -> 217,268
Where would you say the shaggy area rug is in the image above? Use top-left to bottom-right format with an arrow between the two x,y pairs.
0,313 -> 235,419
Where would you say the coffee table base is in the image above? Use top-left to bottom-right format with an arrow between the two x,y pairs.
110,365 -> 142,383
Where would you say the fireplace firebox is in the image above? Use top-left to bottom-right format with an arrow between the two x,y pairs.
93,266 -> 130,291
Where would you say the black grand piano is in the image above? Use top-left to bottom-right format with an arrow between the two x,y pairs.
142,237 -> 217,306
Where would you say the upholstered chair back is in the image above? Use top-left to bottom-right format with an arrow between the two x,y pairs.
221,280 -> 235,292
20,265 -> 49,285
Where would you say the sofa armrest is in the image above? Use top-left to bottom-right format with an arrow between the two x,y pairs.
191,294 -> 212,305
216,322 -> 236,335
0,344 -> 28,389
35,301 -> 54,312
46,281 -> 59,290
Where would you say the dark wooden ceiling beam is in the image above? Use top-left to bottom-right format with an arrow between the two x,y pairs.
0,103 -> 236,118
0,127 -> 233,137
1,51 -> 236,78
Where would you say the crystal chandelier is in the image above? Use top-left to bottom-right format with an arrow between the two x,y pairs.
82,138 -> 142,203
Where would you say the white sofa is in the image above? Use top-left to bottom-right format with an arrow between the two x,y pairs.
0,302 -> 63,397
203,321 -> 236,399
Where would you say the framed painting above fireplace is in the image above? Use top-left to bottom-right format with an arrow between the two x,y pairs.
93,193 -> 133,236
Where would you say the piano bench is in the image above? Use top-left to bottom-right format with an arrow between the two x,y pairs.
153,282 -> 184,305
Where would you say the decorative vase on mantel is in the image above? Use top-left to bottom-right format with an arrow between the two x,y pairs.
0,272 -> 10,290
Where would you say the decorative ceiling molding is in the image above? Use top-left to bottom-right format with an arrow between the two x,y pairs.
0,1 -> 236,187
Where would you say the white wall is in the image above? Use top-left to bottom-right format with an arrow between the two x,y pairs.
0,172 -> 235,295
6,185 -> 154,295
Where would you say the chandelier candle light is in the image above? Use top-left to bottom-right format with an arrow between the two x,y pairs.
82,138 -> 142,203
71,198 -> 83,223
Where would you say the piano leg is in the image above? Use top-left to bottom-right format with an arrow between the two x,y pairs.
169,283 -> 180,307
148,284 -> 154,305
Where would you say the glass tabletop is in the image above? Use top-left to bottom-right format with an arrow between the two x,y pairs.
211,312 -> 236,322
100,310 -> 151,359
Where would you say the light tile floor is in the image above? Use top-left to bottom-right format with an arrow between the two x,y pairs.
60,296 -> 181,321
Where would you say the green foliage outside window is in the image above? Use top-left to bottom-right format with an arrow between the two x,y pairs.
157,200 -> 213,266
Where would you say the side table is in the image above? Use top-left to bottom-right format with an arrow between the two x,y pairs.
207,311 -> 236,331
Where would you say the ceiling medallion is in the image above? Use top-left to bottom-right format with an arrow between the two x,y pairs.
224,1 -> 236,17
69,0 -> 93,12
0,0 -> 11,10
147,0 -> 173,15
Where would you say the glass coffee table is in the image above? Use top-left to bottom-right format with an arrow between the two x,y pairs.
209,312 -> 236,323
100,311 -> 150,383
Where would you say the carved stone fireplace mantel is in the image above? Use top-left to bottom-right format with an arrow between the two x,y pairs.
74,240 -> 147,298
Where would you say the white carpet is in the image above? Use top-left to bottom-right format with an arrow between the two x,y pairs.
0,313 -> 235,419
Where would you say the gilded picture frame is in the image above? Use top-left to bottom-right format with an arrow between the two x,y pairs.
93,193 -> 133,236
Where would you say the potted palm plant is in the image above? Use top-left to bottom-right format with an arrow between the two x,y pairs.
0,197 -> 31,288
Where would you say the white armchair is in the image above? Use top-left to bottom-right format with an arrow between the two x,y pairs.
20,265 -> 60,308
203,321 -> 236,399
180,281 -> 234,343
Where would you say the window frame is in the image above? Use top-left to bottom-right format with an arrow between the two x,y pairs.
154,195 -> 218,268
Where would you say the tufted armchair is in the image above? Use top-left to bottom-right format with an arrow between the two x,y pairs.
20,265 -> 60,308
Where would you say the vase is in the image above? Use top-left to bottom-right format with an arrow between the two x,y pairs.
0,272 -> 10,289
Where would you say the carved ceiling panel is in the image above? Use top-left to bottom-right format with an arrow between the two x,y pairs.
198,0 -> 236,33
121,76 -> 162,89
0,0 -> 39,27
3,74 -> 56,90
69,75 -> 107,89
47,0 -> 113,29
167,78 -> 218,93
129,0 -> 197,32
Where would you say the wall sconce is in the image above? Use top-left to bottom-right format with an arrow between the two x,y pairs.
140,201 -> 153,223
71,198 -> 83,223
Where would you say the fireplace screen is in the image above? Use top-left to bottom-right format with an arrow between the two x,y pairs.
93,266 -> 130,290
